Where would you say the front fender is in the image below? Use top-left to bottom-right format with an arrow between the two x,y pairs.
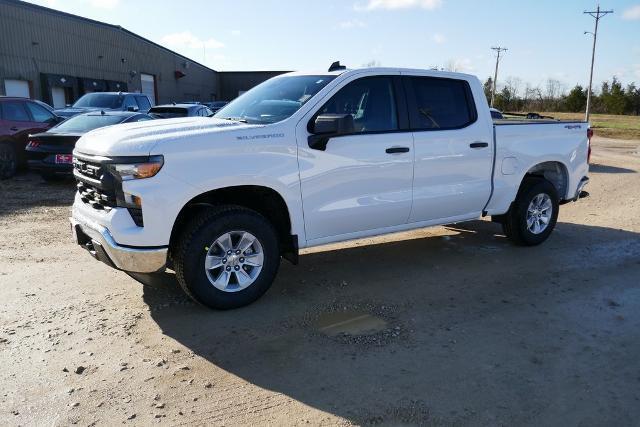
149,134 -> 304,246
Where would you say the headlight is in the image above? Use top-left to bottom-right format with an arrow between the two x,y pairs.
111,155 -> 164,181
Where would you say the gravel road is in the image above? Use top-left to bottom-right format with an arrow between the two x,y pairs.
1,136 -> 639,426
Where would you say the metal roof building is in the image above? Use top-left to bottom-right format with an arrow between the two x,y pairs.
0,0 -> 286,107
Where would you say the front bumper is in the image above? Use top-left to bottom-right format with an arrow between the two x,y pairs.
70,215 -> 167,273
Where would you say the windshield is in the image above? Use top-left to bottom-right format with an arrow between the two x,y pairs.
52,114 -> 126,133
215,75 -> 336,124
73,93 -> 124,109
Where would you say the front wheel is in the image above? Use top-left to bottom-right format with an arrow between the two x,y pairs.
173,206 -> 280,310
502,178 -> 559,246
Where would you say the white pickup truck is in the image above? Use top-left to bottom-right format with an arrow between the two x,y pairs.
71,65 -> 590,309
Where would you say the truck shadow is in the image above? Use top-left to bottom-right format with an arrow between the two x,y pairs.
137,220 -> 640,424
589,163 -> 637,174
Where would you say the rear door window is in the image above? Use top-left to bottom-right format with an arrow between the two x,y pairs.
1,101 -> 31,122
405,77 -> 477,130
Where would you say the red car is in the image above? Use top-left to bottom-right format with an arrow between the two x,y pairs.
0,97 -> 64,178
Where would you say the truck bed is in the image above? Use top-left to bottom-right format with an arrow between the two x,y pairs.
483,120 -> 590,216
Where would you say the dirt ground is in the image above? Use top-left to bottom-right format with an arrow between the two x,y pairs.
1,136 -> 639,426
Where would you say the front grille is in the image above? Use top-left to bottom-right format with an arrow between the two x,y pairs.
73,157 -> 103,180
73,153 -> 145,227
77,181 -> 115,211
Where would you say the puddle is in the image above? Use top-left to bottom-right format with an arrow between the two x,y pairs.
315,310 -> 388,336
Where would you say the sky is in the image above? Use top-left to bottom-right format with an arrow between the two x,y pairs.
24,0 -> 640,93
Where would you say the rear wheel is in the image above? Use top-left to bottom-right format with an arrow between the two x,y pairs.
502,178 -> 559,246
0,143 -> 17,179
173,206 -> 280,310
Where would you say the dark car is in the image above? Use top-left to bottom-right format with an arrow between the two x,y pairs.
0,96 -> 65,178
149,103 -> 214,119
54,92 -> 153,118
25,111 -> 153,181
490,108 -> 504,120
203,101 -> 228,113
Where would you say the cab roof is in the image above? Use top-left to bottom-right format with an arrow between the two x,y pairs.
280,67 -> 476,81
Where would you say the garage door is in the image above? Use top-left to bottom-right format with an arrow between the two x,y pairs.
140,74 -> 156,106
51,87 -> 66,108
4,79 -> 30,98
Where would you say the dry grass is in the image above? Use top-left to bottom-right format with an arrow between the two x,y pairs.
544,112 -> 640,140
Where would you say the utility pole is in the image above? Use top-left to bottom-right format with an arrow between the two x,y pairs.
584,5 -> 613,122
490,46 -> 507,107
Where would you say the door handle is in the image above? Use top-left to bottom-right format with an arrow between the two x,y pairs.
470,142 -> 489,148
385,146 -> 410,154
10,127 -> 19,131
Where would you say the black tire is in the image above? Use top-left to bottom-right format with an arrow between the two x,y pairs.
0,143 -> 17,180
502,177 -> 559,246
173,205 -> 280,310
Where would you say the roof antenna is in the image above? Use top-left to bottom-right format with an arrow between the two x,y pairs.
328,61 -> 346,72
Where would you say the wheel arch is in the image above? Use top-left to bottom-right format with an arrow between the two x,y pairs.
168,185 -> 299,264
519,160 -> 570,200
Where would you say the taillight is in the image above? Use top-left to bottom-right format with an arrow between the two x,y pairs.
587,128 -> 593,164
27,140 -> 41,148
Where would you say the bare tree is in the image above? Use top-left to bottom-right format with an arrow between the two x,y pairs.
544,79 -> 562,102
544,79 -> 569,111
526,86 -> 544,111
505,77 -> 522,100
362,60 -> 382,68
522,83 -> 534,110
444,59 -> 459,72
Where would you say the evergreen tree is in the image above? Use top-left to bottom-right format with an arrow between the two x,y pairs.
625,83 -> 640,115
563,85 -> 587,112
602,78 -> 627,115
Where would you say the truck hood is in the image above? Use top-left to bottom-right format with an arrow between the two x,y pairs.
74,117 -> 258,157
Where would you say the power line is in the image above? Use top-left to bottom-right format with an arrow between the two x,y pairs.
490,46 -> 508,108
584,5 -> 613,122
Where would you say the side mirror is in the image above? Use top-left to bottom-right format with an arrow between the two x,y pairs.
127,106 -> 139,112
308,114 -> 354,150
